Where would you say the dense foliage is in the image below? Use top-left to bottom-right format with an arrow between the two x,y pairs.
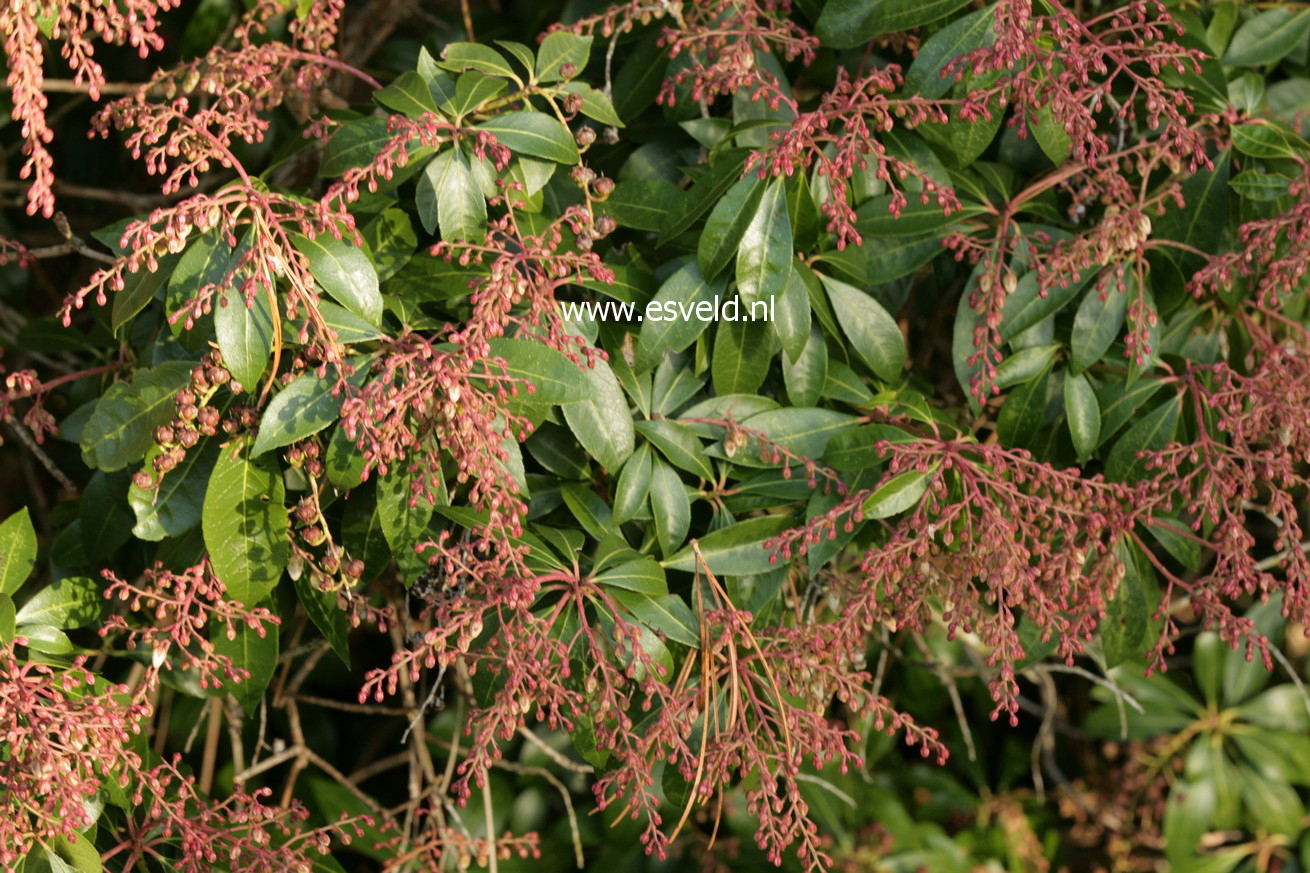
2,0 -> 1310,870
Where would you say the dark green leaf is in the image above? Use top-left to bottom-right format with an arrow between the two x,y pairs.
202,451 -> 289,605
81,363 -> 193,472
1105,393 -> 1180,482
662,515 -> 793,575
819,274 -> 905,382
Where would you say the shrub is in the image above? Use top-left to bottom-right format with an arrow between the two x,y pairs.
1,0 -> 1310,870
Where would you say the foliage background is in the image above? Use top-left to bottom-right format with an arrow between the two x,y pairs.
2,0 -> 1310,871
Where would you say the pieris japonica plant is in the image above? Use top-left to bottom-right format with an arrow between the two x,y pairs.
2,0 -> 1310,870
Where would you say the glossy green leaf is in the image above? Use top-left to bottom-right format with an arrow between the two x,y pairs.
635,419 -> 713,480
535,32 -> 591,82
81,363 -> 194,472
476,111 -> 579,164
128,437 -> 214,540
202,451 -> 289,605
15,576 -> 102,630
594,557 -> 668,596
487,337 -> 591,404
212,618 -> 278,714
0,508 -> 37,596
1223,8 -> 1310,66
819,274 -> 905,381
290,233 -> 382,326
251,361 -> 368,457
862,469 -> 932,519
711,315 -> 770,396
562,354 -> 634,473
417,148 -> 487,242
1105,393 -> 1180,483
649,457 -> 691,558
698,174 -> 765,280
1071,278 -> 1132,374
1064,370 -> 1100,461
613,444 -> 653,524
735,179 -> 792,308
439,42 -> 517,78
215,291 -> 276,392
662,515 -> 794,575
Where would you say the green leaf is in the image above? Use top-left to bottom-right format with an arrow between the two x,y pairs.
636,419 -> 713,480
774,262 -> 812,363
994,344 -> 1060,391
309,300 -> 388,345
215,292 -> 276,392
905,7 -> 996,99
663,515 -> 793,575
818,273 -> 905,381
290,234 -> 382,326
656,150 -> 753,246
81,471 -> 133,561
602,180 -> 681,231
736,407 -> 857,461
486,337 -> 590,404
536,32 -> 591,82
559,82 -> 623,127
15,576 -> 102,629
862,469 -> 932,519
292,571 -> 351,666
476,111 -> 579,164
999,266 -> 1097,340
649,457 -> 691,558
995,364 -> 1050,448
439,42 -> 517,79
1230,169 -> 1293,201
611,590 -> 698,648
0,595 -> 13,642
1064,370 -> 1101,462
251,361 -> 367,457
560,484 -> 613,541
1223,8 -> 1310,66
1096,378 -> 1164,447
698,174 -> 765,280
377,464 -> 439,576
613,444 -> 653,524
322,117 -> 402,177
594,557 -> 667,596
212,618 -> 278,714
711,315 -> 771,396
1145,516 -> 1202,572
417,148 -> 486,242
735,179 -> 792,308
1163,780 -> 1216,865
1106,393 -> 1180,483
1102,540 -> 1156,669
636,262 -> 725,369
782,326 -> 828,407
202,450 -> 289,605
375,70 -> 443,118
113,254 -> 179,333
0,507 -> 37,596
1071,277 -> 1132,374
562,354 -> 634,473
169,234 -> 234,334
81,363 -> 193,472
1230,122 -> 1296,159
816,0 -> 973,48
1240,767 -> 1304,837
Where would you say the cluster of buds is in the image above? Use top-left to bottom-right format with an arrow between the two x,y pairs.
135,351 -> 250,491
